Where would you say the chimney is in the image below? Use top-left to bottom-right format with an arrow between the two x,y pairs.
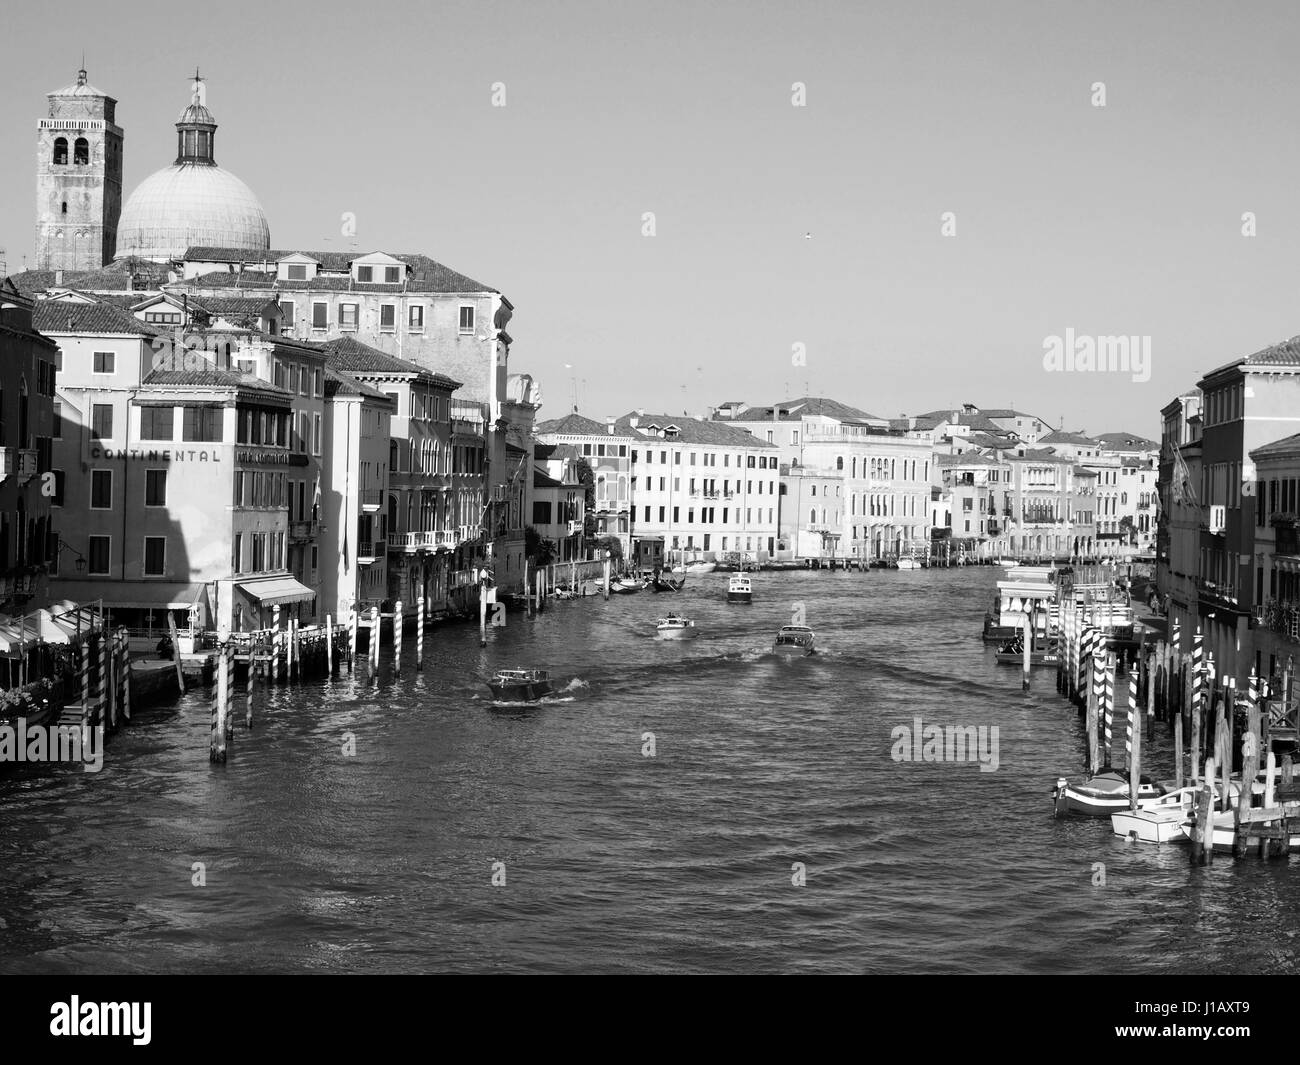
54,269 -> 63,286
606,416 -> 614,435
629,416 -> 639,429
772,405 -> 780,423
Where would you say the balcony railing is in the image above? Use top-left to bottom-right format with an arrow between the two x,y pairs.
359,489 -> 383,510
388,529 -> 461,552
357,539 -> 386,562
289,519 -> 319,541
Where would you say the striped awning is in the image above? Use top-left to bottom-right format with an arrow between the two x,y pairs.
236,576 -> 315,606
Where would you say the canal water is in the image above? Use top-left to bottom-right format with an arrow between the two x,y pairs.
3,567 -> 1298,974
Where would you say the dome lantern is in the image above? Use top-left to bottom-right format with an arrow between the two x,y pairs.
176,70 -> 217,165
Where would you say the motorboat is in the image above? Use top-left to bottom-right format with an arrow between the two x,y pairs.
1179,807 -> 1300,852
982,571 -> 1058,643
996,558 -> 1018,568
773,624 -> 815,656
726,574 -> 753,603
656,613 -> 698,639
995,634 -> 1059,667
487,668 -> 552,703
895,558 -> 922,570
609,576 -> 644,594
670,560 -> 716,575
1051,769 -> 1168,817
552,587 -> 578,601
1110,786 -> 1204,843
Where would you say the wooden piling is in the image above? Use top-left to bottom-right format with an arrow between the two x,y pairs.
224,642 -> 235,740
211,641 -> 228,763
326,614 -> 334,676
118,627 -> 132,722
1191,756 -> 1215,865
1021,613 -> 1032,692
394,599 -> 403,675
246,641 -> 257,729
1128,663 -> 1141,810
349,606 -> 358,673
370,605 -> 380,675
416,597 -> 425,671
1174,704 -> 1184,788
287,617 -> 296,683
603,557 -> 611,600
479,585 -> 488,646
1103,651 -> 1116,765
1234,673 -> 1260,858
166,613 -> 186,694
1087,651 -> 1101,774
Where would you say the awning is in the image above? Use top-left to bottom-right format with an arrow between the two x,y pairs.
49,580 -> 205,610
237,576 -> 315,606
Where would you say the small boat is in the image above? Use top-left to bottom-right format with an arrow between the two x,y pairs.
1051,769 -> 1168,817
1179,806 -> 1300,852
996,558 -> 1018,568
726,574 -> 753,603
671,560 -> 716,574
1111,786 -> 1204,843
656,613 -> 698,639
895,558 -> 922,570
773,624 -> 815,656
552,587 -> 577,601
995,635 -> 1059,667
487,668 -> 552,703
609,576 -> 644,594
649,571 -> 685,592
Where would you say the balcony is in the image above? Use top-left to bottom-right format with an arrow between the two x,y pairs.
1196,576 -> 1241,611
289,519 -> 319,542
388,529 -> 461,552
356,539 -> 386,564
359,489 -> 383,512
0,448 -> 38,483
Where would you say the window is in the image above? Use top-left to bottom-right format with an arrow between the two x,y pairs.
140,406 -> 174,441
459,306 -> 475,333
312,302 -> 328,329
380,305 -> 396,331
145,469 -> 167,507
298,366 -> 308,396
313,413 -> 322,455
51,470 -> 65,507
287,264 -> 307,281
409,305 -> 424,331
279,301 -> 295,328
143,536 -> 166,576
52,402 -> 62,440
91,350 -> 115,374
357,266 -> 373,283
340,303 -> 358,330
91,403 -> 113,440
88,536 -> 110,575
232,533 -> 243,574
74,137 -> 89,164
385,266 -> 401,283
313,368 -> 322,396
183,405 -> 222,442
53,137 -> 68,165
90,469 -> 116,511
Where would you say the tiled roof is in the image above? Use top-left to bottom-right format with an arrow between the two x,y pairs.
533,469 -> 566,489
181,247 -> 496,292
937,452 -> 1002,467
1204,336 -> 1300,381
1039,430 -> 1098,447
195,297 -> 280,317
142,365 -> 288,395
722,396 -> 883,424
535,412 -> 635,438
1250,432 -> 1300,459
320,336 -> 461,390
324,366 -> 393,402
32,301 -> 157,336
617,412 -> 778,448
1073,466 -> 1099,477
1008,448 -> 1071,464
1094,431 -> 1158,451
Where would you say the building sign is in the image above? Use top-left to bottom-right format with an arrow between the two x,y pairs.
236,450 -> 309,466
91,446 -> 221,462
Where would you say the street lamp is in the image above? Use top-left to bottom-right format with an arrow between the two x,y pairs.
57,538 -> 87,574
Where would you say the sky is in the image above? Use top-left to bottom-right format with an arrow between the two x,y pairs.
4,0 -> 1300,439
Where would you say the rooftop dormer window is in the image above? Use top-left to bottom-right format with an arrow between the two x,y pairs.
357,266 -> 373,282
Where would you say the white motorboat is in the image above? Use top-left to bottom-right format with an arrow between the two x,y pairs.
1179,807 -> 1300,852
656,613 -> 698,639
996,558 -> 1018,568
773,624 -> 815,656
895,558 -> 922,570
1051,770 -> 1168,817
726,574 -> 753,603
1110,786 -> 1205,843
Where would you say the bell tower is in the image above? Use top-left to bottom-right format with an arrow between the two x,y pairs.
35,68 -> 124,271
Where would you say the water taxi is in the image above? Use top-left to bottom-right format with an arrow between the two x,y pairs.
656,613 -> 698,639
773,624 -> 815,656
726,574 -> 753,603
994,634 -> 1059,667
487,668 -> 552,703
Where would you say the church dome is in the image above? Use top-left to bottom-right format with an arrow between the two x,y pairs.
114,75 -> 269,262
117,164 -> 269,261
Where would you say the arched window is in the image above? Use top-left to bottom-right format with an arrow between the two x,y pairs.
852,457 -> 857,478
53,138 -> 68,165
74,137 -> 89,165
809,509 -> 816,525
811,485 -> 816,497
836,456 -> 844,471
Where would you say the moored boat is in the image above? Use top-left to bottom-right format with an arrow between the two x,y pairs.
895,558 -> 922,570
726,574 -> 753,603
487,668 -> 552,703
1111,786 -> 1205,843
1052,769 -> 1168,817
656,613 -> 698,639
773,624 -> 815,655
995,634 -> 1059,667
609,576 -> 644,594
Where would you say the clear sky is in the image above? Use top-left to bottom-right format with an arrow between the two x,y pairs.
4,0 -> 1300,439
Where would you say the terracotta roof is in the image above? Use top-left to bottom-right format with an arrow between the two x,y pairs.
181,247 -> 496,292
142,365 -> 287,394
1039,430 -> 1099,447
535,412 -> 635,438
721,396 -> 884,424
32,301 -> 157,336
617,412 -> 778,448
1250,432 -> 1300,460
936,452 -> 1002,467
320,336 -> 461,390
1094,431 -> 1158,451
324,366 -> 393,402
